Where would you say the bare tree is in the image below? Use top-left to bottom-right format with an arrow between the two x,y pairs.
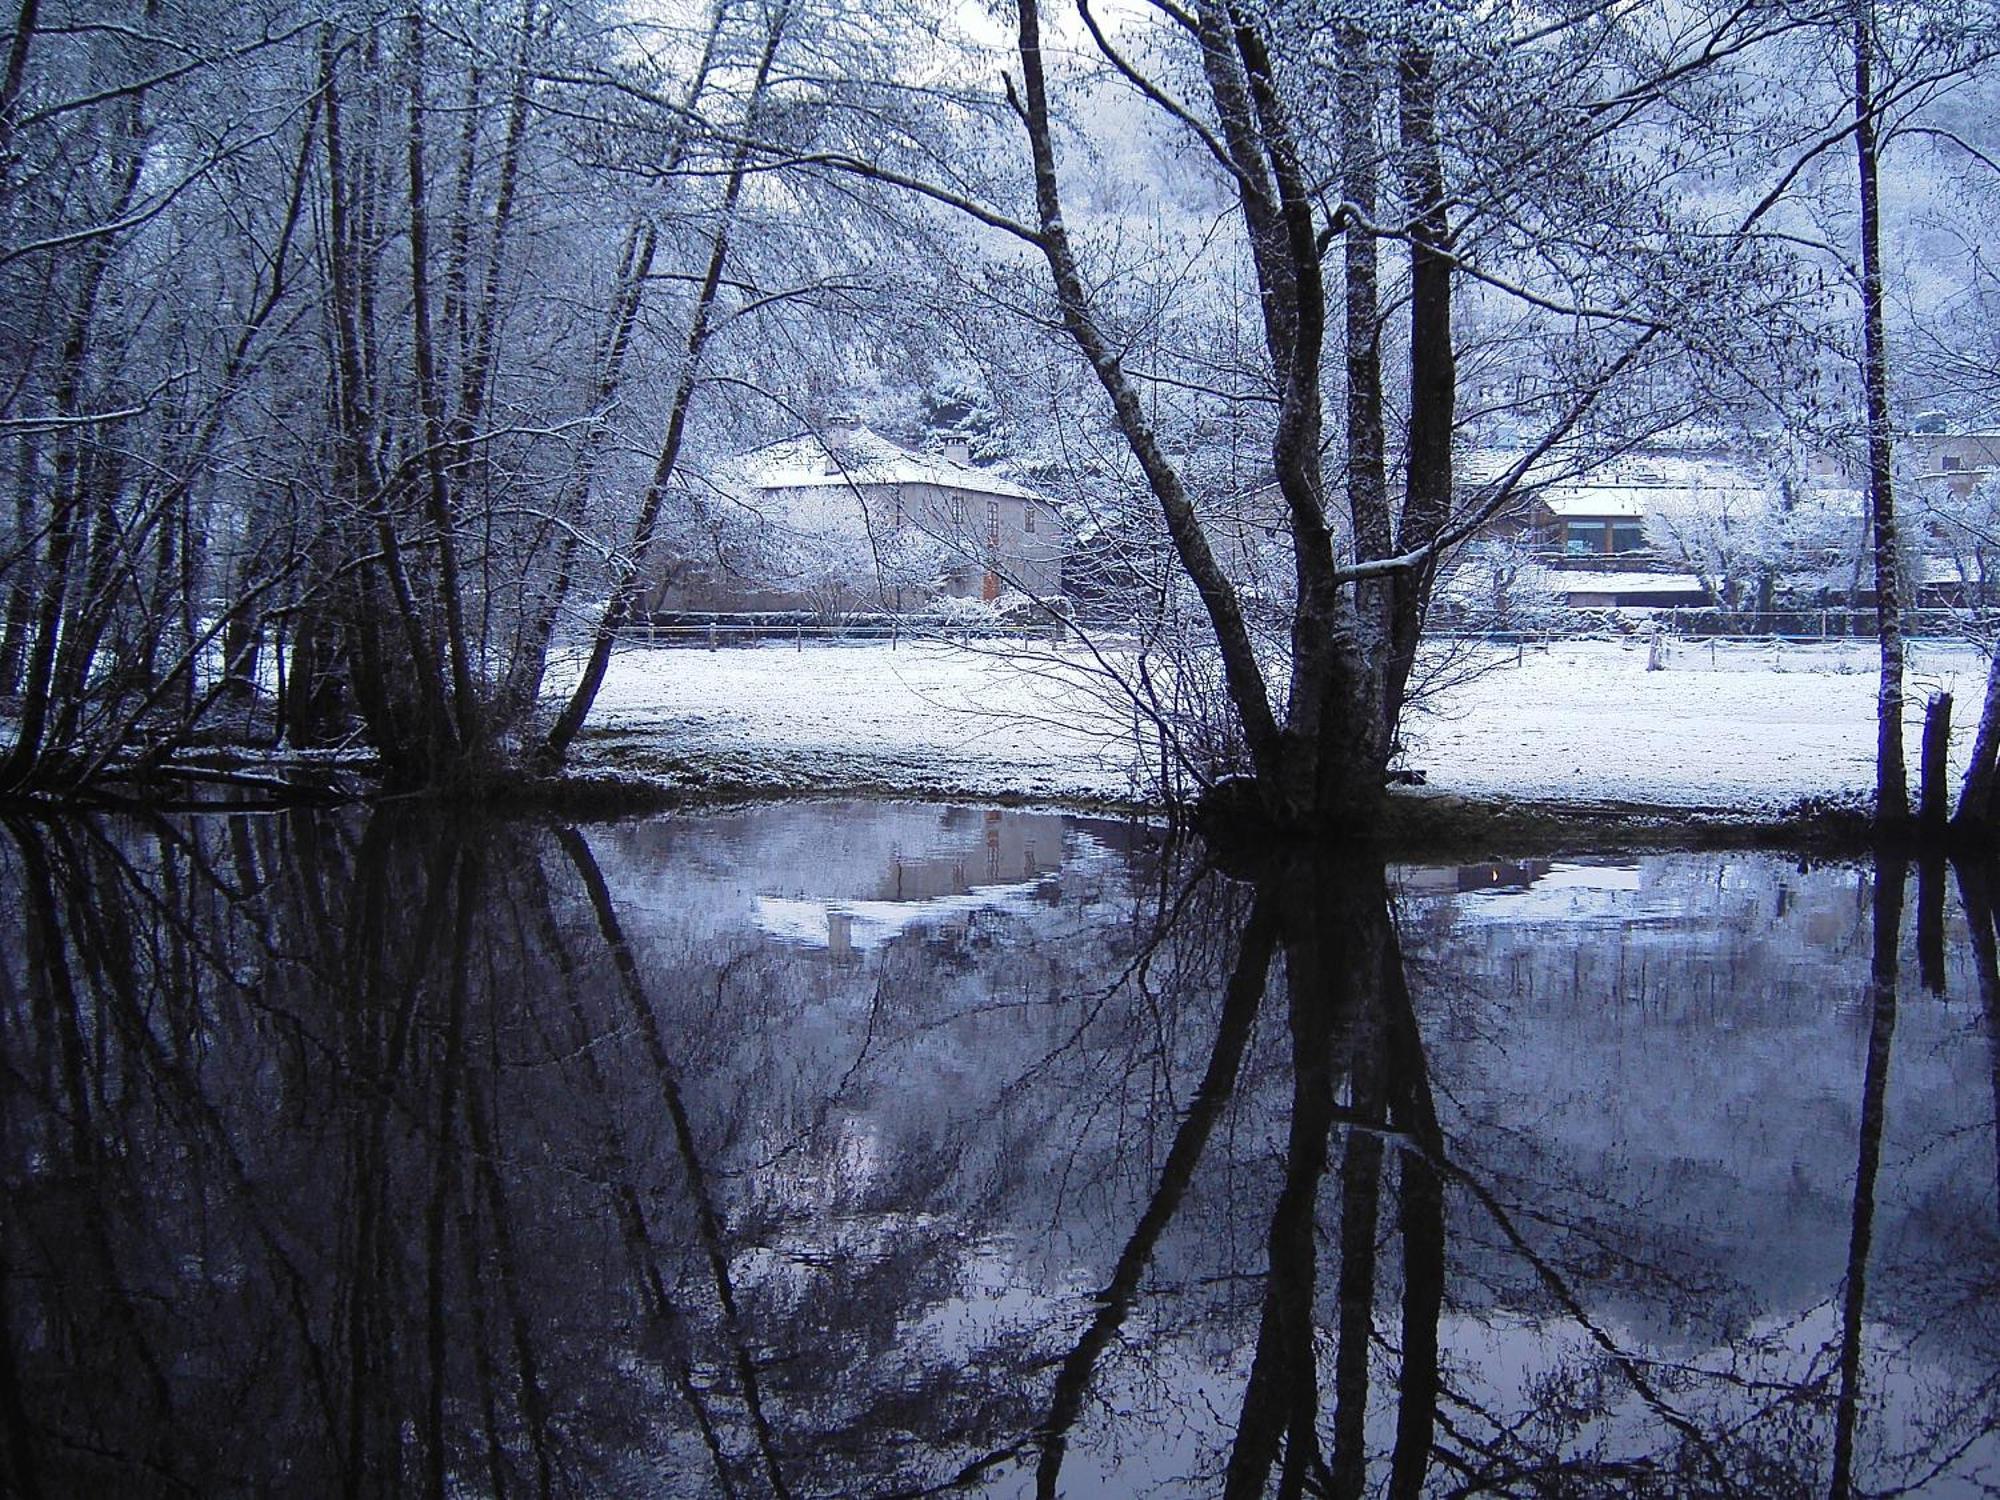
769,0 -> 1822,832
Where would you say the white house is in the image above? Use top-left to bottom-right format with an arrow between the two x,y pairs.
647,419 -> 1064,616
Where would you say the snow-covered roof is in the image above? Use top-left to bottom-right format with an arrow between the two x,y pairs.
1464,448 -> 1774,520
732,427 -> 1043,501
1543,492 -> 1650,519
1922,555 -> 1994,584
1544,456 -> 1767,519
1556,571 -> 1706,595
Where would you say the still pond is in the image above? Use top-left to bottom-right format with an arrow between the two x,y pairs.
2,801 -> 1996,1496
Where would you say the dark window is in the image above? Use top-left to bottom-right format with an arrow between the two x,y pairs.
1610,521 -> 1646,552
1565,520 -> 1607,556
1943,454 -> 1965,472
1024,503 -> 1036,535
987,500 -> 1000,549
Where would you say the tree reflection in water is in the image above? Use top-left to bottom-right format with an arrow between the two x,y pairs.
0,804 -> 1997,1497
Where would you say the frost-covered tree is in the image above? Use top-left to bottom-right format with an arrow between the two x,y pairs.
772,0 -> 1836,830
0,0 -> 909,794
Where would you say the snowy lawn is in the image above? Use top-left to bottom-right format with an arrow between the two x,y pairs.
549,634 -> 1996,814
1403,636 -> 1991,813
551,638 -> 1147,804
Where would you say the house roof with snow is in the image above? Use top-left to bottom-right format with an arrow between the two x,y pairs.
730,425 -> 1044,502
1535,454 -> 1768,519
1542,490 -> 1650,519
1461,447 -> 1781,518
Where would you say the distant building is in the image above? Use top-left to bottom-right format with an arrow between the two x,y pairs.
646,418 -> 1063,615
1434,439 -> 1884,618
1904,428 -> 2000,491
1509,450 -> 1771,559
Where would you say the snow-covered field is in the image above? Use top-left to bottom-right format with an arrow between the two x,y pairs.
551,635 -> 1996,815
1405,636 -> 1990,812
557,638 -> 1148,805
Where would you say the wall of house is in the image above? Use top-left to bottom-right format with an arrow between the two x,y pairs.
890,481 -> 1064,601
641,478 -> 1064,615
1905,432 -> 2000,494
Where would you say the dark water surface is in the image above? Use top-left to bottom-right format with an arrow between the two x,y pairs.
2,801 -> 1997,1497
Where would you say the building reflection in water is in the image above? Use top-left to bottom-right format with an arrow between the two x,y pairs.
749,805 -> 1075,955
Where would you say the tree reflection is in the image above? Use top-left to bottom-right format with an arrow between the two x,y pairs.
1216,858 -> 1446,1500
0,810 -> 1997,1496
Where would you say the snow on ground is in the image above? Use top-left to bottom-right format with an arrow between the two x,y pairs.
553,638 -> 1146,804
551,635 -> 1997,815
1404,635 -> 1993,812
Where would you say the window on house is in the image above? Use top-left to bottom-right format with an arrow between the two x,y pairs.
987,500 -> 1000,549
950,494 -> 966,527
1943,454 -> 1966,472
1610,521 -> 1646,552
1024,503 -> 1036,535
1565,520 -> 1607,555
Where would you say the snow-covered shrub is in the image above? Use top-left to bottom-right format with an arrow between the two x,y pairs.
1436,535 -> 1564,633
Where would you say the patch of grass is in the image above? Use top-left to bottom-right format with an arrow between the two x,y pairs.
1375,787 -> 1879,858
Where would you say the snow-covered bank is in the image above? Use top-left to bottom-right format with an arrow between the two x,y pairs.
1405,636 -> 1992,814
554,639 -> 1145,806
549,636 -> 1996,816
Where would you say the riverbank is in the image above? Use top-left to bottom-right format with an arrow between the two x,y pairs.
5,634 -> 1976,849
553,634 -> 1984,830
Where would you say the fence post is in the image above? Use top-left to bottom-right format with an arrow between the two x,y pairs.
1919,691 -> 1953,840
707,624 -> 717,653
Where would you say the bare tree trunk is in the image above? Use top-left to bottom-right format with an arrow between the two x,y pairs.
502,1 -> 726,723
1829,855 -> 1903,1499
0,432 -> 36,696
0,0 -> 39,191
1854,2 -> 1909,832
1953,654 -> 2000,829
1918,691 -> 1951,840
321,27 -> 452,781
1386,35 -> 1454,729
404,5 -> 482,761
1338,25 -> 1392,807
1010,0 -> 1282,797
498,222 -> 657,722
538,4 -> 790,768
450,0 -> 536,453
0,121 -> 145,789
